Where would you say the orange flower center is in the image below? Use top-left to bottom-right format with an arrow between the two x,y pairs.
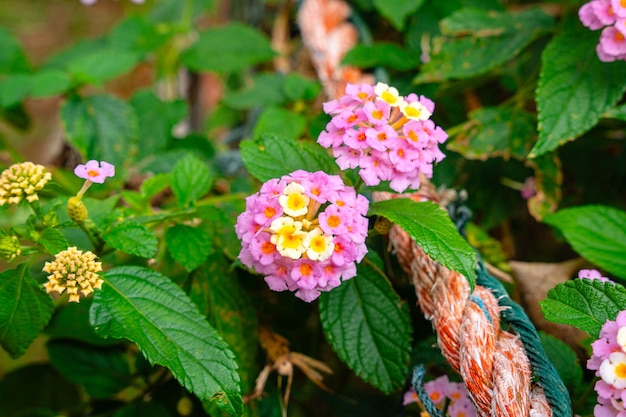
300,263 -> 313,276
327,215 -> 341,228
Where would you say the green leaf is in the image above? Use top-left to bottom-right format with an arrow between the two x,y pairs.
181,23 -> 276,73
448,106 -> 536,160
544,205 -> 626,279
47,340 -> 131,398
166,224 -> 212,272
605,103 -> 626,121
113,402 -> 172,417
319,252 -> 411,393
372,0 -> 424,30
108,16 -> 172,55
538,331 -> 582,393
223,73 -> 286,110
171,154 -> 212,208
0,73 -> 31,107
530,28 -> 626,157
90,266 -> 242,415
0,27 -> 30,74
540,279 -> 626,338
283,73 -> 321,102
140,173 -> 172,200
67,48 -> 140,85
342,43 -> 421,71
240,135 -> 338,182
368,199 -> 477,288
252,107 -> 307,141
416,8 -> 553,83
45,300 -> 116,346
30,70 -> 72,98
0,264 -> 54,358
525,152 -> 562,221
194,256 -> 259,413
61,94 -> 138,171
103,221 -> 158,258
130,89 -> 188,152
38,228 -> 69,255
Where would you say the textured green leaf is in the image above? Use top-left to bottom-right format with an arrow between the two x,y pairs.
171,154 -> 212,208
540,279 -> 626,338
342,43 -> 420,71
373,0 -> 424,30
90,266 -> 242,415
47,340 -> 131,398
368,199 -> 477,288
181,24 -> 275,73
194,257 -> 259,414
0,264 -> 54,358
61,94 -> 138,171
240,135 -> 338,182
223,73 -> 286,110
319,252 -> 411,393
531,28 -> 626,157
103,221 -> 158,258
113,401 -> 171,417
0,27 -> 30,74
448,106 -> 536,160
130,90 -> 188,152
544,205 -> 626,279
166,224 -> 212,272
416,8 -> 553,83
252,107 -> 307,141
38,228 -> 69,255
67,48 -> 140,85
538,332 -> 583,393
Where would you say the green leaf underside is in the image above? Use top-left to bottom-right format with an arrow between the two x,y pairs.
342,43 -> 420,70
166,224 -> 212,272
90,266 -> 242,416
544,205 -> 626,279
531,29 -> 626,157
240,135 -> 337,182
181,23 -> 275,73
448,106 -> 536,160
47,340 -> 131,398
171,154 -> 212,208
416,8 -> 553,83
319,252 -> 412,393
368,199 -> 477,288
540,279 -> 626,339
0,264 -> 54,358
61,94 -> 137,170
103,221 -> 158,258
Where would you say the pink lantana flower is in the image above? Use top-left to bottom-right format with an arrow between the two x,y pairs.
588,310 -> 626,415
402,374 -> 476,416
580,0 -> 626,62
319,82 -> 448,193
74,160 -> 115,184
235,170 -> 369,302
579,269 -> 613,283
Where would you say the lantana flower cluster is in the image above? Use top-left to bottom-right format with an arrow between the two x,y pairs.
235,170 -> 369,302
43,247 -> 104,303
403,375 -> 477,417
579,0 -> 626,62
318,82 -> 448,193
0,162 -> 52,206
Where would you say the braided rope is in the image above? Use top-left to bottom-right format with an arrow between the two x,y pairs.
376,189 -> 570,417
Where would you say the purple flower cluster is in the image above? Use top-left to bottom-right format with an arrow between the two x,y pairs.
403,375 -> 476,417
580,0 -> 626,62
318,82 -> 448,193
588,310 -> 626,416
235,170 -> 369,302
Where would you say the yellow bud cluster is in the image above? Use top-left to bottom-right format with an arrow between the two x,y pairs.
0,235 -> 21,261
43,247 -> 104,303
0,162 -> 52,206
67,196 -> 88,223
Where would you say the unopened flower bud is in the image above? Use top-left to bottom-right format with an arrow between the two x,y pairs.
0,162 -> 52,205
43,247 -> 103,303
67,196 -> 88,223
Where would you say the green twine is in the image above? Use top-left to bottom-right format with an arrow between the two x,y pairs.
411,365 -> 445,417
